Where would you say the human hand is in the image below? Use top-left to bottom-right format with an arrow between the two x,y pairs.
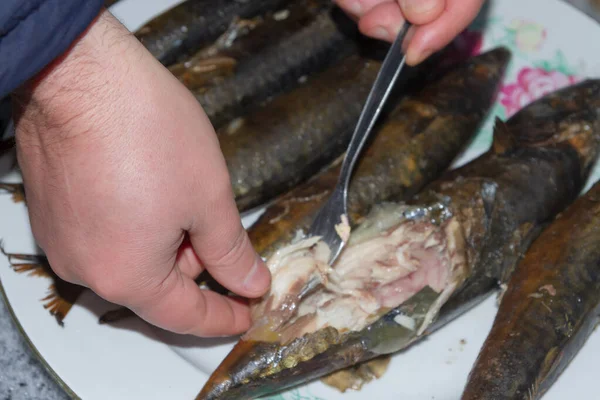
335,0 -> 485,65
11,9 -> 271,337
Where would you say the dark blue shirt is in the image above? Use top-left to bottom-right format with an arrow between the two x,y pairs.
0,0 -> 105,98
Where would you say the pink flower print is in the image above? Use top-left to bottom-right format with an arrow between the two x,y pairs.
500,67 -> 580,117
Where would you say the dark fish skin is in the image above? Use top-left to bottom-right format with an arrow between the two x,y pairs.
461,179 -> 600,400
195,7 -> 360,129
168,0 -> 331,91
434,79 -> 600,326
248,48 -> 512,258
135,0 -> 292,66
222,52 -> 377,213
196,79 -> 600,400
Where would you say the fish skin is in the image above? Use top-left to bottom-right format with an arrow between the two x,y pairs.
195,8 -> 360,129
461,179 -> 600,400
168,0 -> 331,92
196,79 -> 600,400
434,79 -> 600,326
135,0 -> 292,66
248,47 -> 513,258
222,52 -> 377,213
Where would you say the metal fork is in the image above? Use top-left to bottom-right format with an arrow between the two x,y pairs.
299,23 -> 413,298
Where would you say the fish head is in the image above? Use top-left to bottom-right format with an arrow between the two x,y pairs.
198,201 -> 471,399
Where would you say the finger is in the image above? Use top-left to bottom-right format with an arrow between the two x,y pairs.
175,235 -> 204,279
190,192 -> 271,299
397,0 -> 445,25
335,0 -> 389,19
357,0 -> 444,40
130,266 -> 251,336
405,0 -> 484,65
358,2 -> 405,42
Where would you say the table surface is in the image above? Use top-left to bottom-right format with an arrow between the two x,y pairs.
1,1 -> 599,399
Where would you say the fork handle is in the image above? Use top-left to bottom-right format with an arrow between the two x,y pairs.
337,22 -> 413,192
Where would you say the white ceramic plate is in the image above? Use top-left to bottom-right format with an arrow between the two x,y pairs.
3,0 -> 600,399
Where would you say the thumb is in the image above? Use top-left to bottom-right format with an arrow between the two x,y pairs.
130,268 -> 253,337
398,0 -> 445,25
190,194 -> 271,299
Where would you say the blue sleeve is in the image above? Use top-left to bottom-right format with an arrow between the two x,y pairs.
0,0 -> 105,98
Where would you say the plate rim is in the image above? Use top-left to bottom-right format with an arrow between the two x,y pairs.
0,275 -> 81,400
3,0 -> 600,399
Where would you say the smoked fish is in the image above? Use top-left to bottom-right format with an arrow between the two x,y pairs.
135,0 -> 292,66
248,47 -> 512,258
168,0 -> 332,92
0,48 -> 510,329
194,7 -> 360,129
222,52 -> 379,212
196,79 -> 600,400
461,179 -> 600,400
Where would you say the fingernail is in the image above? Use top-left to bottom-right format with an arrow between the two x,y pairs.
242,256 -> 271,296
370,26 -> 391,41
399,0 -> 438,14
407,47 -> 434,66
347,0 -> 362,15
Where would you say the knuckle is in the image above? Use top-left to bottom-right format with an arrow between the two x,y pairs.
206,179 -> 235,210
87,270 -> 127,303
205,228 -> 248,269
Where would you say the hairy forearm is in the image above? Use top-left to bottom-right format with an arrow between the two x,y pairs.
7,4 -> 267,338
13,9 -> 144,144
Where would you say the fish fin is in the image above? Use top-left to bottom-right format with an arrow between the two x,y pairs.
491,117 -> 517,154
0,183 -> 25,203
321,356 -> 392,393
1,245 -> 52,278
1,246 -> 83,325
99,307 -> 136,324
42,282 -> 85,327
